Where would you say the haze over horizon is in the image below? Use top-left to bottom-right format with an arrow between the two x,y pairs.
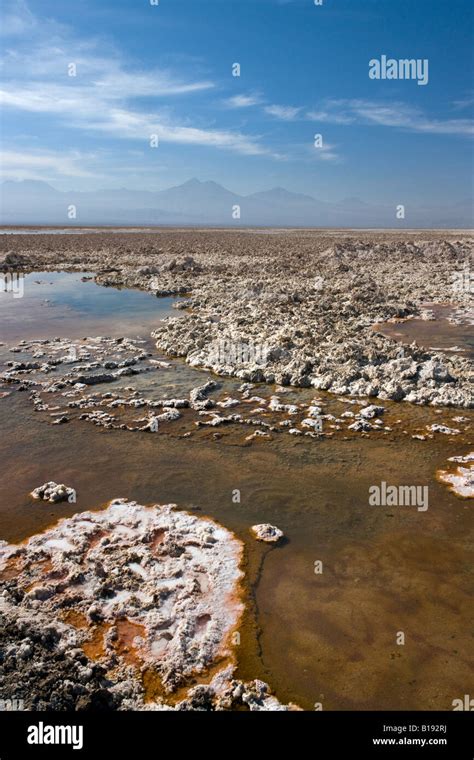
1,176 -> 473,228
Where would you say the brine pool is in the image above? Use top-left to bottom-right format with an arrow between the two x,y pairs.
0,272 -> 472,711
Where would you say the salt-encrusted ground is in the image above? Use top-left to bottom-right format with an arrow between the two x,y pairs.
1,230 -> 472,407
2,335 -> 472,445
437,452 -> 474,498
0,499 -> 299,710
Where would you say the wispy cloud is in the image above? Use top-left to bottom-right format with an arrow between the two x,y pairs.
223,93 -> 262,108
453,94 -> 474,110
307,107 -> 354,125
0,83 -> 269,157
264,104 -> 301,121
0,1 -> 273,159
0,0 -> 42,38
306,140 -> 340,163
0,149 -> 97,180
315,143 -> 340,162
308,99 -> 474,136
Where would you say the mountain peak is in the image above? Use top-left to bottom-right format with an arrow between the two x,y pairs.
247,186 -> 317,203
1,179 -> 61,196
1,177 -> 470,227
181,178 -> 224,189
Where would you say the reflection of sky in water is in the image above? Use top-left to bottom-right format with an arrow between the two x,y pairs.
0,271 -> 180,341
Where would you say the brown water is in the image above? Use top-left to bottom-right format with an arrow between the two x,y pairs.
0,275 -> 473,711
374,303 -> 474,359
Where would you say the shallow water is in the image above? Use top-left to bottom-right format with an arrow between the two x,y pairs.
0,229 -> 177,235
0,273 -> 472,711
374,304 -> 474,360
0,271 -> 179,342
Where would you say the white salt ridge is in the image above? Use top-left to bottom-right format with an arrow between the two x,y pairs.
301,418 -> 322,430
438,453 -> 474,498
0,499 -> 244,693
128,562 -> 148,579
428,424 -> 461,435
448,452 -> 474,463
44,538 -> 75,552
438,467 -> 474,498
268,396 -> 299,414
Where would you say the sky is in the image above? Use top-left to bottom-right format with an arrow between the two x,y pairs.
0,0 -> 473,205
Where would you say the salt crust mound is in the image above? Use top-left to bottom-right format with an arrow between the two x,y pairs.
251,524 -> 284,543
0,500 -> 299,710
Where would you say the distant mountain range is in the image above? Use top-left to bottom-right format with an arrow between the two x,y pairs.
0,178 -> 472,228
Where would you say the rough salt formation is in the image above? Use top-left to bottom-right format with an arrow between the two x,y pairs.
2,335 -> 472,445
448,452 -> 474,463
251,524 -> 284,543
2,315 -> 473,456
165,668 -> 300,712
0,336 -> 179,434
437,453 -> 474,498
31,481 -> 76,503
428,424 -> 460,435
1,231 -> 472,407
0,500 -> 298,711
0,251 -> 31,271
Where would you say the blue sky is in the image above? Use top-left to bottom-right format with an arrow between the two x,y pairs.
1,0 -> 473,204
